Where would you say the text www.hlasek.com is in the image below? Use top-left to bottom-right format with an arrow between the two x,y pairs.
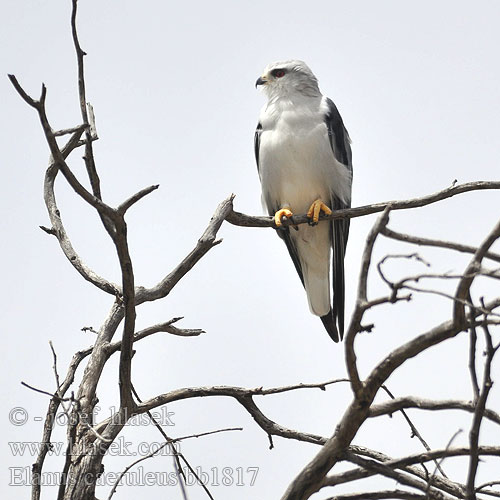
8,437 -> 184,458
10,466 -> 260,487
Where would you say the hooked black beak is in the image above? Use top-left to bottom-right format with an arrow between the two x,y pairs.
255,76 -> 267,88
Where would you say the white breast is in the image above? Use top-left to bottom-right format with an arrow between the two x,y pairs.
258,96 -> 350,214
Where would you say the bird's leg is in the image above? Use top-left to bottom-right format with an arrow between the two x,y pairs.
274,207 -> 294,228
307,199 -> 332,226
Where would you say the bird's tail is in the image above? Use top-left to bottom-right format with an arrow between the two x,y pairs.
321,310 -> 339,342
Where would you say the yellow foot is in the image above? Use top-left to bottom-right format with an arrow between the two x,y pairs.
274,207 -> 293,227
306,199 -> 332,224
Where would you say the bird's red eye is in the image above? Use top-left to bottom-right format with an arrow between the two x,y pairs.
275,70 -> 285,78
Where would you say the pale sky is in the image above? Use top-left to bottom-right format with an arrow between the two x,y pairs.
1,1 -> 499,499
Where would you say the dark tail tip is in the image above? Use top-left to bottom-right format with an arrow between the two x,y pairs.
321,311 -> 340,343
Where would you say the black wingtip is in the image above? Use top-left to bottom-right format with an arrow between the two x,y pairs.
321,311 -> 340,343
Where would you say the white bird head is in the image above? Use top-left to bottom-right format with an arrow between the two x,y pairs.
256,60 -> 321,100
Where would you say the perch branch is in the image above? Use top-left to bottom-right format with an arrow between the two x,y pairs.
226,181 -> 500,228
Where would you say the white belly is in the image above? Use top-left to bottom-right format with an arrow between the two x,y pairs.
258,114 -> 346,214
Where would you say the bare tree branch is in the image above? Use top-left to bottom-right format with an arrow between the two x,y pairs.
226,180 -> 500,228
466,322 -> 499,499
279,284 -> 500,499
53,124 -> 89,136
369,397 -> 500,426
323,491 -> 426,500
380,385 -> 444,478
113,215 -> 137,412
130,384 -> 189,499
344,453 -> 456,500
107,427 -> 242,500
325,445 -> 500,491
477,481 -> 500,494
468,295 -> 481,402
90,380 -> 347,448
117,184 -> 160,214
381,226 -> 500,264
71,0 -> 103,201
137,194 -> 235,303
8,75 -> 116,218
425,429 -> 463,498
345,207 -> 392,397
43,127 -> 121,296
454,218 -> 500,326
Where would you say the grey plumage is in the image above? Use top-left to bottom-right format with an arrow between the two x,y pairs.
254,60 -> 352,342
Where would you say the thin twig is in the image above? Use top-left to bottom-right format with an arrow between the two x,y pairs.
380,385 -> 442,478
424,429 -> 462,497
117,184 -> 160,214
322,491 -> 425,500
369,396 -> 500,426
21,381 -> 72,401
48,341 -> 61,392
381,226 -> 500,264
130,383 -> 188,500
107,427 -> 242,500
477,481 -> 500,493
325,445 -> 500,492
344,453 -> 456,500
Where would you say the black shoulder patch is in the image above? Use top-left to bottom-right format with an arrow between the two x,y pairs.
324,98 -> 352,168
254,122 -> 262,172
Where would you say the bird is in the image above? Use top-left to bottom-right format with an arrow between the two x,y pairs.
254,60 -> 353,342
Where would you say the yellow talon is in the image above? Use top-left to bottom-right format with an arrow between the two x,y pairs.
307,199 -> 332,224
274,207 -> 293,227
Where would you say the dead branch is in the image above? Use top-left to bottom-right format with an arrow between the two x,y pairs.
71,0 -> 103,203
42,129 -> 121,295
369,396 -> 500,426
454,218 -> 500,326
107,427 -> 242,500
137,194 -> 235,303
345,207 -> 393,398
324,445 -> 500,492
343,453 -> 457,500
89,380 -> 347,448
381,226 -> 500,264
323,491 -> 426,500
226,180 -> 500,228
466,323 -> 499,499
380,385 -> 445,478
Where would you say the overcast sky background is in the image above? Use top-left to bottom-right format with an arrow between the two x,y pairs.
1,1 -> 499,499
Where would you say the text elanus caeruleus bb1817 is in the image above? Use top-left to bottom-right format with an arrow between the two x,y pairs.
254,60 -> 353,342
